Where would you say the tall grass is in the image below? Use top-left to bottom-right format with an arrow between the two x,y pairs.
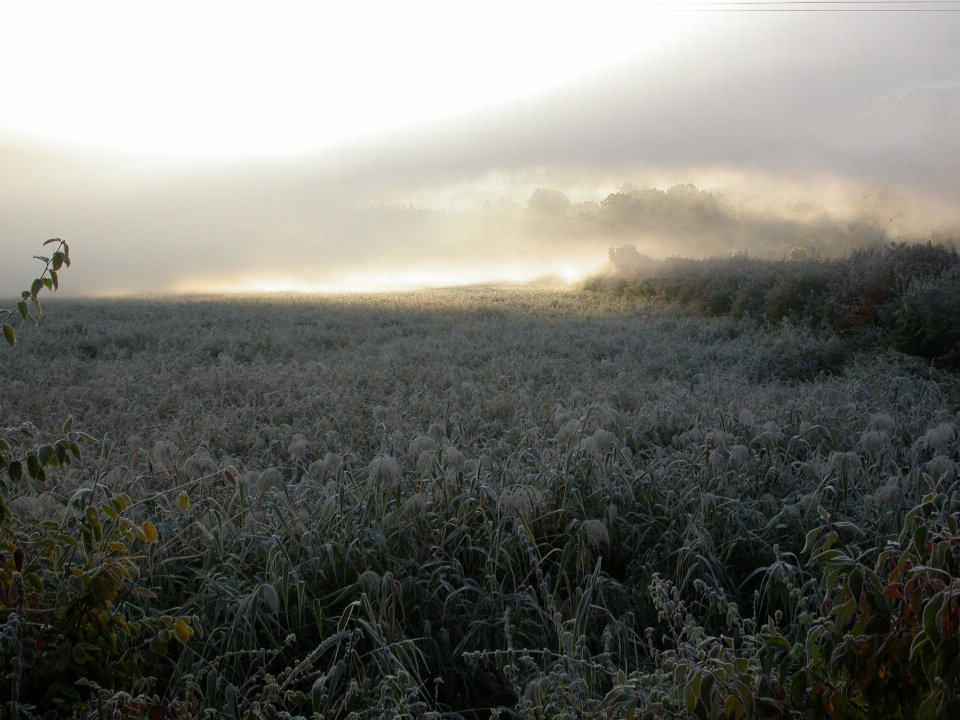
1,287 -> 959,717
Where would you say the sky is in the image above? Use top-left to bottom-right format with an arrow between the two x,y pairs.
1,0 -> 959,295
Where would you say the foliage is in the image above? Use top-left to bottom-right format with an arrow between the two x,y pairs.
602,493 -> 960,720
1,240 -> 70,350
891,270 -> 960,369
0,487 -> 197,714
1,241 -> 196,718
1,286 -> 959,717
801,493 -> 960,719
591,241 -> 960,371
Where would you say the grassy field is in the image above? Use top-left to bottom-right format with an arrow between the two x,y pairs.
2,284 -> 960,718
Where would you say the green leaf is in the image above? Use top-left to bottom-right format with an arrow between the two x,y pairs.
699,674 -> 716,709
31,278 -> 43,297
85,505 -> 101,529
311,677 -> 324,714
936,635 -> 959,682
51,270 -> 58,290
915,525 -> 929,556
226,684 -> 240,720
72,644 -> 89,665
207,669 -> 218,705
52,252 -> 64,271
16,301 -> 29,320
802,527 -> 826,555
790,670 -> 807,702
24,572 -> 44,591
55,442 -> 68,466
79,523 -> 93,550
327,661 -> 347,704
761,633 -> 791,652
8,460 -> 22,482
56,533 -> 80,549
313,598 -> 323,631
575,586 -> 593,640
38,444 -> 55,467
811,548 -> 848,565
150,638 -> 167,657
43,237 -> 61,246
62,416 -> 74,434
918,692 -> 940,720
847,567 -> 864,600
27,453 -> 43,481
923,591 -> 945,642
3,324 -> 15,347
42,278 -> 52,290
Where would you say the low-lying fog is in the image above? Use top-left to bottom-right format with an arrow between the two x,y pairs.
1,12 -> 958,296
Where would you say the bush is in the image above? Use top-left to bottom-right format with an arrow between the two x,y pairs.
593,241 -> 960,372
1,241 -> 197,716
0,488 -> 197,713
892,271 -> 960,371
801,494 -> 960,719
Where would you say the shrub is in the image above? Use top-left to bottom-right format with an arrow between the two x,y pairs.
0,490 -> 197,713
1,241 -> 197,716
891,271 -> 960,371
593,241 -> 960,372
801,495 -> 960,719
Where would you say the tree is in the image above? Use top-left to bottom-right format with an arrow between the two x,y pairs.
608,244 -> 651,276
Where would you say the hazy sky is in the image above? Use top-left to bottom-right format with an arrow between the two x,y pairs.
1,1 -> 958,295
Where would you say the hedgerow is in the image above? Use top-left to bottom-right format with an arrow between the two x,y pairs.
591,241 -> 960,371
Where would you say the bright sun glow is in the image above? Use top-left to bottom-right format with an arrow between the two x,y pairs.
170,256 -> 607,296
0,1 -> 694,158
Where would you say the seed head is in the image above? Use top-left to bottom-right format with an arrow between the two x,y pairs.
580,519 -> 609,549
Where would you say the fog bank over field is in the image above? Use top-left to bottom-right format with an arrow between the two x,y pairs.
1,13 -> 958,296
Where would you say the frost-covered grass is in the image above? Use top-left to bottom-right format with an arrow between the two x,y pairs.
2,287 -> 959,718
591,241 -> 960,371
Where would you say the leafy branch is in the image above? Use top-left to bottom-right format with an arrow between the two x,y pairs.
1,238 -> 70,348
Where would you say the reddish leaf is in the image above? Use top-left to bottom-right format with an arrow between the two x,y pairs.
884,582 -> 904,601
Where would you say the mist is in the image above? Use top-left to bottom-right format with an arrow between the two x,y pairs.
1,12 -> 958,296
